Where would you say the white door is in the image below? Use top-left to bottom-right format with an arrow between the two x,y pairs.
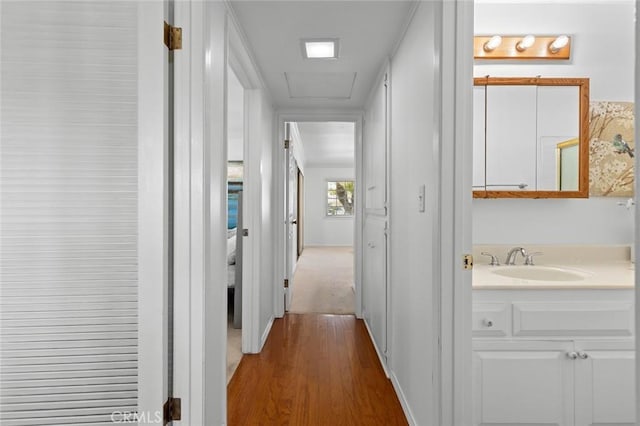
284,123 -> 298,311
362,73 -> 389,359
574,340 -> 636,426
0,2 -> 168,423
473,340 -> 575,426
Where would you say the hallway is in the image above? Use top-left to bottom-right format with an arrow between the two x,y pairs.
227,314 -> 407,425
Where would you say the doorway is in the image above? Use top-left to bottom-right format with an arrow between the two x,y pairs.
471,2 -> 637,425
282,120 -> 358,315
226,65 -> 245,382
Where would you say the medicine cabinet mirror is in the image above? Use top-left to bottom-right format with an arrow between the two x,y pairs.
473,77 -> 590,198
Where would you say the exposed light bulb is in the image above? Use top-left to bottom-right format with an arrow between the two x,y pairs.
516,35 -> 536,52
483,35 -> 502,52
549,35 -> 569,53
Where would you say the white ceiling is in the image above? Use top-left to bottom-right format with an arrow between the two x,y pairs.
229,1 -> 415,110
295,122 -> 355,168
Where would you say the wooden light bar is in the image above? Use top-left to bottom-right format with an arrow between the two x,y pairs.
474,35 -> 571,60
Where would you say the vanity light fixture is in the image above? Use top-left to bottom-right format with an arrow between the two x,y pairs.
474,34 -> 571,60
301,38 -> 339,59
483,35 -> 503,52
516,35 -> 536,52
549,35 -> 570,53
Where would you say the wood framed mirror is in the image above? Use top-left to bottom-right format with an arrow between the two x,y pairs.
473,77 -> 589,198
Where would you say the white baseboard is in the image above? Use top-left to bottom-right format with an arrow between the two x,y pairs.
390,370 -> 417,426
362,318 -> 416,425
259,316 -> 274,351
362,317 -> 390,378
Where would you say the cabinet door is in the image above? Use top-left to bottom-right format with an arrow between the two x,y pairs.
574,340 -> 635,426
362,216 -> 387,360
473,340 -> 575,426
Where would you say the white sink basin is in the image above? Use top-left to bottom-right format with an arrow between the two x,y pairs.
491,266 -> 589,282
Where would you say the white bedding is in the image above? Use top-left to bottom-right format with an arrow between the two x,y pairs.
227,229 -> 237,288
227,264 -> 235,288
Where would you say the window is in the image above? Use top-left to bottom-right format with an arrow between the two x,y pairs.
326,180 -> 354,216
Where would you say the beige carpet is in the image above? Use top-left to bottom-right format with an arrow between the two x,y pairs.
289,246 -> 355,314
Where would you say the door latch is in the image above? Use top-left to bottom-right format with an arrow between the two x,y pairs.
463,254 -> 473,270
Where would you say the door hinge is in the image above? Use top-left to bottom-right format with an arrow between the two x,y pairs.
284,278 -> 289,288
163,397 -> 181,424
164,21 -> 182,51
463,254 -> 474,270
284,139 -> 290,149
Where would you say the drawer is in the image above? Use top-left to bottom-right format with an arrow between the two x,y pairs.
513,302 -> 634,337
473,303 -> 509,337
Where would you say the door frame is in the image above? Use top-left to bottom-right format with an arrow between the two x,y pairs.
283,123 -> 298,311
635,2 -> 640,419
227,29 -> 264,354
439,0 -> 474,424
274,112 -> 364,319
137,2 -> 169,417
297,168 -> 305,257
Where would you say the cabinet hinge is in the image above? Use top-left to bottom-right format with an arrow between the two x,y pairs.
163,397 -> 181,424
284,139 -> 290,149
284,278 -> 289,288
164,21 -> 182,51
463,254 -> 474,270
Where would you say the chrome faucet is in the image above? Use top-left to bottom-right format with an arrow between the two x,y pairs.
505,247 -> 527,265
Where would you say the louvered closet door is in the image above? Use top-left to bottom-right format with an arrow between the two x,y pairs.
1,2 -> 140,424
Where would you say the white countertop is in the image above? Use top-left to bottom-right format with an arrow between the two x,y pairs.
472,245 -> 635,290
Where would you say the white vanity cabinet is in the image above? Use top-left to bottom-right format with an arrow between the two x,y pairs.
574,340 -> 635,426
472,290 -> 635,426
473,339 -> 575,425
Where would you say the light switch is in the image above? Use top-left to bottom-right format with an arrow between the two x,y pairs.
418,184 -> 425,212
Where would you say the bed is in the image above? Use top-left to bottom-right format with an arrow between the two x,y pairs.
227,184 -> 243,329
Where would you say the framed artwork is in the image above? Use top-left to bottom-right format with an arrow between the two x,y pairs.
589,101 -> 635,196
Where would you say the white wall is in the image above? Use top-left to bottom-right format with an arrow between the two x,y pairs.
386,3 -> 439,424
473,0 -> 635,245
304,167 -> 355,246
228,66 -> 244,161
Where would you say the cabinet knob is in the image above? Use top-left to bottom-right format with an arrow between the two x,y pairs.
578,351 -> 589,359
483,319 -> 493,327
566,351 -> 578,360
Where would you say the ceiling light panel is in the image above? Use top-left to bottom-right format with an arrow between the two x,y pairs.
301,38 -> 339,59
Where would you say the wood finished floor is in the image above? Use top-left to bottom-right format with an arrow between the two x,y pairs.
227,314 -> 407,425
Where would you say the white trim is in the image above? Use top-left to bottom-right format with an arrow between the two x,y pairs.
363,315 -> 390,378
635,0 -> 640,419
137,1 -> 168,418
439,1 -> 474,425
390,371 -> 417,426
275,112 -> 364,319
260,316 -> 275,350
173,2 -> 228,424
